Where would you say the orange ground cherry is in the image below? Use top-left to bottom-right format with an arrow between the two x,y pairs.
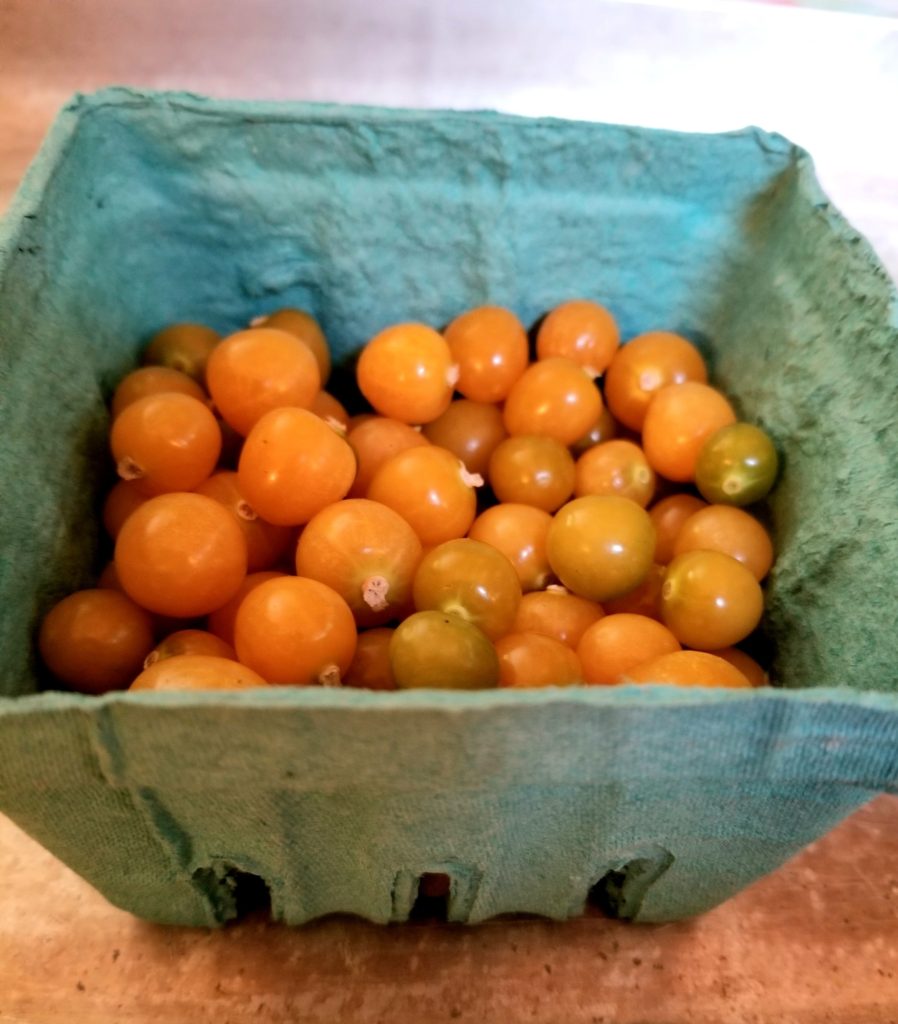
503,357 -> 602,445
535,299 -> 620,375
673,505 -> 774,581
496,632 -> 583,688
468,503 -> 553,592
443,306 -> 529,403
642,382 -> 736,482
577,613 -> 680,685
622,650 -> 752,689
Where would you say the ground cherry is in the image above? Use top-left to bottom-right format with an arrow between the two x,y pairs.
358,323 -> 455,424
343,628 -> 397,690
571,405 -> 619,455
577,613 -> 680,686
234,576 -> 357,686
604,331 -> 708,431
673,505 -> 774,581
195,470 -> 294,572
110,366 -> 207,419
130,654 -> 267,691
102,480 -> 148,539
711,647 -> 769,687
111,392 -> 221,496
413,539 -> 522,640
390,611 -> 498,690
38,589 -> 154,693
115,493 -> 247,617
422,400 -> 508,477
142,323 -> 221,383
367,446 -> 479,546
574,440 -> 655,507
496,632 -> 583,688
443,306 -> 529,403
311,390 -> 350,433
695,423 -> 779,506
661,550 -> 764,650
648,493 -> 708,564
206,327 -> 321,436
347,416 -> 430,498
489,435 -> 575,512
253,308 -> 331,385
602,563 -> 666,619
622,650 -> 751,689
642,382 -> 736,482
144,629 -> 236,667
536,300 -> 620,375
238,408 -> 356,526
547,496 -> 655,602
468,504 -> 553,592
207,571 -> 286,647
511,588 -> 604,648
503,357 -> 602,445
296,499 -> 423,626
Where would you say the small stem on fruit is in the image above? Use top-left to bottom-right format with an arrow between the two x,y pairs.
459,464 -> 484,488
583,365 -> 601,380
117,456 -> 145,482
236,500 -> 258,521
143,650 -> 160,670
324,415 -> 347,436
249,314 -> 267,327
318,664 -> 342,687
546,584 -> 568,594
446,364 -> 461,388
362,575 -> 390,612
722,475 -> 741,496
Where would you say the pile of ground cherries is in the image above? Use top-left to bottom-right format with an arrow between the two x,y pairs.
38,301 -> 778,694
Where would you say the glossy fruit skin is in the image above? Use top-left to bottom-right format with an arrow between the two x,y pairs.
489,435 -> 575,513
367,446 -> 478,546
503,357 -> 602,445
642,382 -> 736,483
115,493 -> 248,617
535,300 -> 620,374
468,503 -> 553,592
571,405 -> 618,455
357,323 -> 455,424
673,505 -> 774,581
111,392 -> 221,496
207,570 -> 286,648
110,365 -> 207,419
602,563 -> 666,619
412,538 -> 522,640
547,496 -> 655,603
38,589 -> 154,693
511,589 -> 604,648
311,390 -> 350,432
142,323 -> 221,383
347,417 -> 430,498
423,400 -> 508,477
234,576 -> 357,686
604,331 -> 708,431
390,611 -> 499,690
711,647 -> 768,687
295,499 -> 423,626
622,650 -> 751,689
577,613 -> 680,686
144,629 -> 236,667
195,470 -> 294,572
102,480 -> 148,539
695,423 -> 779,506
206,327 -> 321,436
648,494 -> 708,564
574,440 -> 656,507
661,550 -> 764,650
238,408 -> 356,526
130,654 -> 268,691
343,628 -> 397,690
254,308 -> 331,384
443,306 -> 529,403
496,632 -> 583,688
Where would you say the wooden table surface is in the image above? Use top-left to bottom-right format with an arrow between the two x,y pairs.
2,2 -> 898,1021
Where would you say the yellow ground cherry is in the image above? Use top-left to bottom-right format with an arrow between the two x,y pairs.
547,495 -> 655,602
489,435 -> 575,513
648,493 -> 708,564
496,632 -> 583,688
110,365 -> 207,419
622,650 -> 751,689
343,628 -> 397,690
642,382 -> 736,482
574,439 -> 656,507
661,550 -> 764,650
468,503 -> 553,592
602,563 -> 666,619
443,305 -> 529,403
604,331 -> 708,431
115,493 -> 247,617
254,308 -> 331,385
234,576 -> 357,686
142,323 -> 221,383
673,505 -> 774,581
511,588 -> 604,648
577,613 -> 680,686
238,408 -> 356,526
503,357 -> 602,445
357,323 -> 455,424
536,299 -> 620,375
130,654 -> 268,691
422,399 -> 508,477
206,327 -> 321,436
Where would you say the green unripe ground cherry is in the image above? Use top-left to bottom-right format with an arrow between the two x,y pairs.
695,423 -> 779,506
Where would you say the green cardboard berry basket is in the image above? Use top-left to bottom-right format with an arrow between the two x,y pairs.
2,89 -> 898,926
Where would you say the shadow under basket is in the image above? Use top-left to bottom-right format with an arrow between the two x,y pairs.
1,89 -> 898,927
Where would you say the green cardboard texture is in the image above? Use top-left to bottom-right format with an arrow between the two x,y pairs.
1,89 -> 897,925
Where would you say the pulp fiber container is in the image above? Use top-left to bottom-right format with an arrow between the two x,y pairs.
2,89 -> 898,927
